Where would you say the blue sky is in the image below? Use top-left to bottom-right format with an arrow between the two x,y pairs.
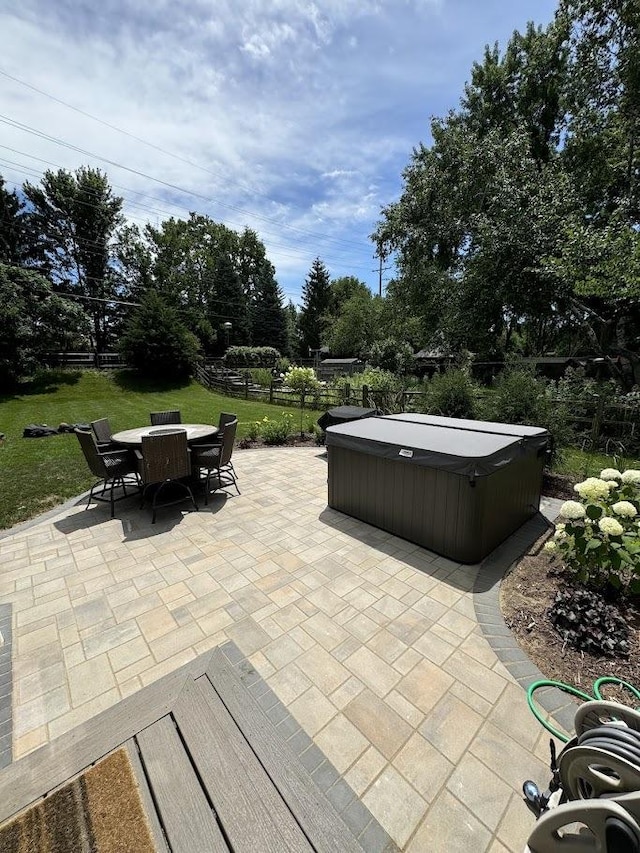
0,0 -> 558,305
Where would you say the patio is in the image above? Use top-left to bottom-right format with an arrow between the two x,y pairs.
0,446 -> 564,851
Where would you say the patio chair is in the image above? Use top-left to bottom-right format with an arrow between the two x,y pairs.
75,429 -> 140,518
150,410 -> 181,426
191,418 -> 240,505
91,417 -> 117,450
136,429 -> 198,523
206,411 -> 238,447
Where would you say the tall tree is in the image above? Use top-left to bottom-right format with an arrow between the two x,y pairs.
0,264 -> 90,386
0,175 -> 27,264
22,167 -> 123,350
298,258 -> 331,355
249,262 -> 287,352
211,252 -> 250,354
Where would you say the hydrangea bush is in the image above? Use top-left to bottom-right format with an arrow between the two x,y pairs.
544,469 -> 640,593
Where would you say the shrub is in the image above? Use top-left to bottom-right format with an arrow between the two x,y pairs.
283,366 -> 320,434
420,370 -> 477,419
260,413 -> 294,445
247,420 -> 261,441
545,469 -> 640,593
119,291 -> 201,380
358,368 -> 400,412
223,346 -> 280,367
481,367 -> 572,459
548,587 -> 630,657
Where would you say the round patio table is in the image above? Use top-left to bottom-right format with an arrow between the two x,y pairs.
111,424 -> 219,447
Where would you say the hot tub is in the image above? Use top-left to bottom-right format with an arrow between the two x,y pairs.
325,415 -> 550,564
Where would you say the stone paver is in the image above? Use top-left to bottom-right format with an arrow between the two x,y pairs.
0,447 -> 565,851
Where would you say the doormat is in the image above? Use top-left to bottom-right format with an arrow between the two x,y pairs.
0,747 -> 155,853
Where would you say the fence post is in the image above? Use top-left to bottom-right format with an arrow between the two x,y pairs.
343,383 -> 350,405
269,381 -> 274,404
590,395 -> 604,450
245,374 -> 249,400
362,385 -> 368,407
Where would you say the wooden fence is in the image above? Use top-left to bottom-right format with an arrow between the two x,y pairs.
44,356 -> 640,453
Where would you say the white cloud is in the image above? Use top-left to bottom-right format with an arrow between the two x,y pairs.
0,0 -> 558,303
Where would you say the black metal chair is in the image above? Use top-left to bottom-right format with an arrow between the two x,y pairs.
150,410 -> 181,426
191,419 -> 240,505
205,413 -> 238,467
136,429 -> 198,523
75,429 -> 140,518
91,417 -> 117,450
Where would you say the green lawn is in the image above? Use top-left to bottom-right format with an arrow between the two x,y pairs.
0,369 -> 322,531
1,368 -> 637,532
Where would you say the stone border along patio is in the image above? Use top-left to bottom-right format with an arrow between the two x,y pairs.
0,446 -> 570,851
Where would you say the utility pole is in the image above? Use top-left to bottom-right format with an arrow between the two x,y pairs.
373,255 -> 392,297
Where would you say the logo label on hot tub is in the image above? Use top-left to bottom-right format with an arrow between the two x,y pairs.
398,448 -> 413,458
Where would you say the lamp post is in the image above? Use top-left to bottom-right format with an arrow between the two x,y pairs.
222,321 -> 232,351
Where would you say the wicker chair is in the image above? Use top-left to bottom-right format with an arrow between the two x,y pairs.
75,429 -> 140,518
150,410 -> 182,426
191,419 -> 240,505
206,412 -> 238,449
136,429 -> 197,523
91,418 -> 116,450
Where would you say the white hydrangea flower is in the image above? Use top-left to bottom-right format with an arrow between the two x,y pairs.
600,468 -> 623,481
621,470 -> 640,484
543,540 -> 557,553
553,527 -> 568,541
560,500 -> 586,519
574,478 -> 612,501
598,517 -> 624,536
607,480 -> 618,490
611,501 -> 638,518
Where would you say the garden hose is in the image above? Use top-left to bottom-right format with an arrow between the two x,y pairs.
527,678 -> 640,743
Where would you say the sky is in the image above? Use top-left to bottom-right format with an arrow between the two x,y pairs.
0,0 -> 559,306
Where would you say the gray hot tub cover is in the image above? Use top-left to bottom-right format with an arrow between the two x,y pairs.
325,416 -> 549,478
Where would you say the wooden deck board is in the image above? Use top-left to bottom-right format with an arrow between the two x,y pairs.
0,659 -> 209,823
137,715 -> 229,853
203,648 -> 363,853
172,677 -> 313,853
0,645 -> 371,853
124,739 -> 170,853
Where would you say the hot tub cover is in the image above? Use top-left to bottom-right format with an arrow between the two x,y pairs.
317,406 -> 380,431
325,416 -> 549,478
382,412 -> 547,438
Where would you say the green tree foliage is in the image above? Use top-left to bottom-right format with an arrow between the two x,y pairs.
420,370 -> 478,419
249,261 -> 288,352
0,264 -> 90,386
284,301 -> 300,360
373,1 -> 640,378
23,167 -> 123,350
298,258 -> 331,354
119,290 -> 201,380
326,291 -> 383,358
0,175 -> 27,264
211,251 -> 250,353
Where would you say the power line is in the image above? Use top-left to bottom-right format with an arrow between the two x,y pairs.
0,145 -> 376,271
0,67 -> 298,208
0,113 -> 367,252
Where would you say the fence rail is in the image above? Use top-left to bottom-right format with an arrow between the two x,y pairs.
44,357 -> 640,453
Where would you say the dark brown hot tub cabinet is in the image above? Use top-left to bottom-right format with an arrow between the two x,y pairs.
325,415 -> 550,564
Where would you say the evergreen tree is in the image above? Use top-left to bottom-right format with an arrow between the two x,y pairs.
298,258 -> 331,355
119,290 -> 200,380
249,261 -> 287,352
23,167 -> 123,350
0,264 -> 90,386
0,175 -> 27,264
211,252 -> 250,353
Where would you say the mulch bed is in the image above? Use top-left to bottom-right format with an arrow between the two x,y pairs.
500,533 -> 640,704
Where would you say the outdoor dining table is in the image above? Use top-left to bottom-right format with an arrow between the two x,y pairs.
111,423 -> 219,447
